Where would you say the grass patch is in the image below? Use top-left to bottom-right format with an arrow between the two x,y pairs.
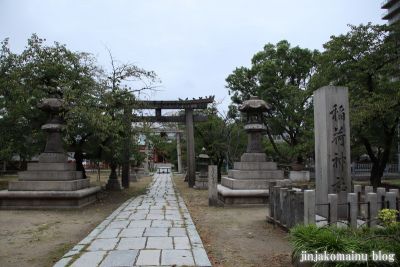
290,224 -> 400,266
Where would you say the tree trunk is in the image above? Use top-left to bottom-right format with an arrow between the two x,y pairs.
370,161 -> 384,188
74,150 -> 87,179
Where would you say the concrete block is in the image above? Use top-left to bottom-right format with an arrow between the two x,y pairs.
87,238 -> 119,251
234,161 -> 277,170
228,169 -> 284,180
347,193 -> 358,228
376,187 -> 386,210
70,251 -> 106,267
18,170 -> 82,181
304,190 -> 315,225
27,162 -> 75,171
289,171 -> 310,182
366,193 -> 377,227
116,237 -> 146,250
8,179 -> 90,191
136,250 -> 160,266
144,227 -> 168,237
328,194 -> 338,224
240,153 -> 266,162
38,152 -> 68,163
385,192 -> 397,209
221,177 -> 269,190
161,249 -> 194,266
99,250 -> 138,267
174,236 -> 191,249
146,237 -> 173,249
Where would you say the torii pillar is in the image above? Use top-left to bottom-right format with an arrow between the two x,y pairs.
185,108 -> 195,187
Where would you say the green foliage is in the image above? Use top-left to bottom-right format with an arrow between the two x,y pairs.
226,40 -> 318,163
194,106 -> 246,174
290,224 -> 400,266
314,23 -> 400,186
378,209 -> 399,227
0,34 -> 159,177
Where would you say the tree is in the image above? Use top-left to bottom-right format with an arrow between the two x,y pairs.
314,23 -> 400,187
0,35 -> 100,171
226,40 -> 318,164
98,50 -> 159,186
194,106 -> 247,180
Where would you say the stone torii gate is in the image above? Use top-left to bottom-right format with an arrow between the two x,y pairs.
133,96 -> 214,187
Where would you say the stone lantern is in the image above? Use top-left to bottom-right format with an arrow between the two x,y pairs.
239,96 -> 270,154
194,147 -> 210,189
217,95 -> 284,206
0,94 -> 101,209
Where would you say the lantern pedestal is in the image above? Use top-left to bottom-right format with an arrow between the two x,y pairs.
0,98 -> 100,209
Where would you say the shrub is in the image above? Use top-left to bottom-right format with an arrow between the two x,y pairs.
290,224 -> 400,266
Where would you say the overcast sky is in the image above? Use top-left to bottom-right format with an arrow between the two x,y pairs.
0,0 -> 383,113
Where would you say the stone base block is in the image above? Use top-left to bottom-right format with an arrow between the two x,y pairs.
0,186 -> 101,209
27,162 -> 75,171
228,169 -> 284,180
8,178 -> 90,191
19,170 -> 83,181
38,153 -> 68,163
289,171 -> 310,182
234,161 -> 277,170
240,153 -> 267,162
221,177 -> 273,190
217,184 -> 268,206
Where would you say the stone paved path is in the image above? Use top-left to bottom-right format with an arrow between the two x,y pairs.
54,173 -> 211,267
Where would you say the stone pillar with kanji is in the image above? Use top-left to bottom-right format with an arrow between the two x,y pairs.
314,86 -> 352,218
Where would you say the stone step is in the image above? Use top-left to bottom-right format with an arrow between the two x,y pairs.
27,162 -> 76,171
240,153 -> 267,162
18,171 -> 83,181
38,152 -> 68,163
221,177 -> 274,190
8,178 -> 90,191
228,169 -> 284,180
233,161 -> 277,170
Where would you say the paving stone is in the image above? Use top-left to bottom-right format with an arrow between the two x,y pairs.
193,247 -> 212,266
78,235 -> 94,245
174,236 -> 191,249
53,257 -> 72,267
161,249 -> 194,266
136,249 -> 161,265
99,250 -> 138,267
97,228 -> 121,239
119,228 -> 145,237
151,220 -> 173,228
116,237 -> 146,250
147,213 -> 165,220
128,220 -> 152,228
144,227 -> 168,237
70,251 -> 106,267
165,214 -> 182,220
146,237 -> 174,249
129,213 -> 147,220
108,220 -> 130,229
169,227 -> 187,237
59,173 -> 210,267
87,238 -> 119,251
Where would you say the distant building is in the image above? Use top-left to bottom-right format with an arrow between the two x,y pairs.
382,0 -> 400,25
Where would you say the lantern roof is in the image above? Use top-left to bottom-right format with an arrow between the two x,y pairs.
239,96 -> 270,112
